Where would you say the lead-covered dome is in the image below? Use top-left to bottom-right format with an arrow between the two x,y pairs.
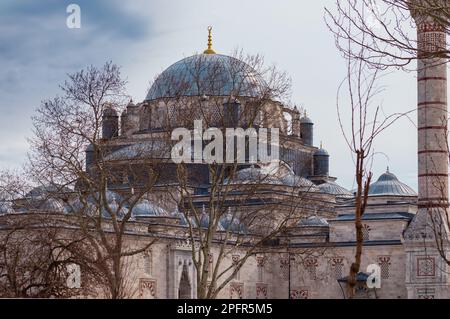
318,181 -> 353,199
368,169 -> 417,197
145,54 -> 266,101
131,199 -> 169,217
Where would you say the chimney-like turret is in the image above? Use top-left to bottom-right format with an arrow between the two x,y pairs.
102,106 -> 119,139
300,111 -> 313,146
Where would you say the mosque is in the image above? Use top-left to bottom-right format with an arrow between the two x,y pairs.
0,18 -> 448,299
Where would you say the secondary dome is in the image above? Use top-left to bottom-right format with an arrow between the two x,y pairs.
145,54 -> 266,101
131,199 -> 169,217
319,181 -> 353,199
368,168 -> 417,197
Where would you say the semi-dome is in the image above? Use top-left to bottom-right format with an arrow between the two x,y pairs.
318,181 -> 353,199
368,168 -> 417,197
145,53 -> 266,101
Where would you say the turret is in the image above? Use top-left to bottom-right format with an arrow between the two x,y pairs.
300,111 -> 313,146
85,143 -> 94,169
102,106 -> 119,139
223,99 -> 240,128
121,99 -> 135,136
313,144 -> 329,176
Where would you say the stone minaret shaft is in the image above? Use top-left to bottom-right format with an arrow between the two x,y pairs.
415,14 -> 448,210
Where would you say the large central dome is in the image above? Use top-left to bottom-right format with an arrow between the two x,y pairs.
145,53 -> 266,101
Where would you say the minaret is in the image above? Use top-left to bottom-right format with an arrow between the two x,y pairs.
414,6 -> 448,214
405,1 -> 449,299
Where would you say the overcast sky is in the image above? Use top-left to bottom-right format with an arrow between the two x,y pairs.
0,0 -> 441,191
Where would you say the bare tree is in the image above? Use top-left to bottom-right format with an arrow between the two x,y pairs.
26,62 -> 160,298
0,170 -> 103,297
336,41 -> 413,297
325,0 -> 450,70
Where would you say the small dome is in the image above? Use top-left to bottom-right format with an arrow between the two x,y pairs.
314,148 -> 329,156
319,181 -> 353,199
131,199 -> 169,217
300,116 -> 313,124
281,175 -> 320,191
66,198 -> 95,215
0,201 -> 14,214
198,209 -> 225,231
69,191 -> 128,218
87,190 -> 123,204
219,209 -> 246,233
145,54 -> 266,101
227,166 -> 283,185
101,197 -> 129,219
104,140 -> 171,161
227,165 -> 319,191
175,212 -> 190,226
299,215 -> 329,227
368,168 -> 417,197
103,107 -> 118,117
25,184 -> 71,199
40,198 -> 67,213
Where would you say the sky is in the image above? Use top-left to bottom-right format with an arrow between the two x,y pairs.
0,0 -> 438,191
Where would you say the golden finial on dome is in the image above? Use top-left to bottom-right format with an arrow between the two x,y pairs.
203,26 -> 216,54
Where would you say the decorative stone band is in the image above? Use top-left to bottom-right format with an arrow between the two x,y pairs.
418,101 -> 447,107
418,22 -> 446,33
418,77 -> 447,82
417,23 -> 446,56
418,126 -> 447,131
417,150 -> 448,154
418,198 -> 449,209
418,125 -> 447,131
418,173 -> 449,177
